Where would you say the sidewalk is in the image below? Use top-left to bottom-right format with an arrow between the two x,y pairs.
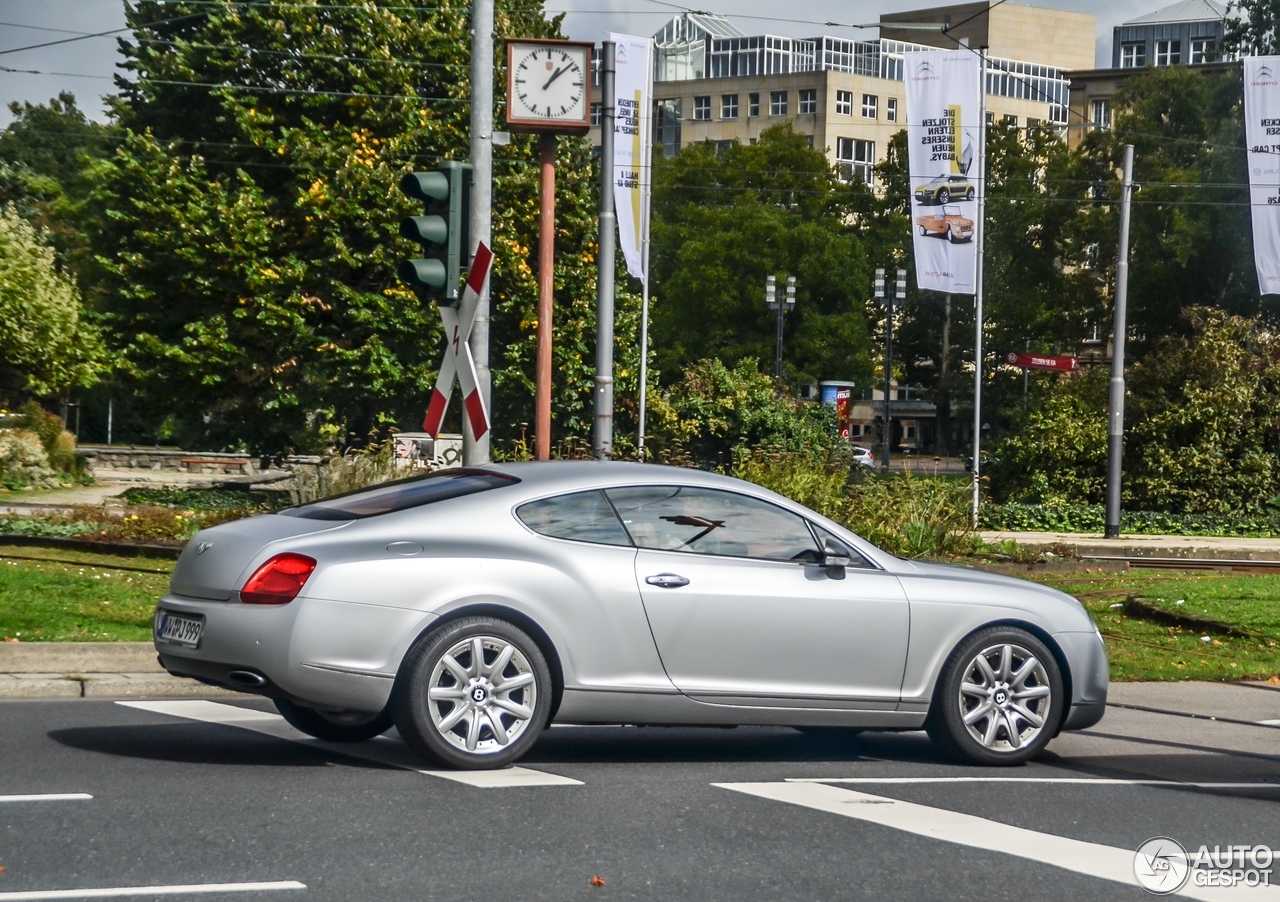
0,641 -> 240,699
979,530 -> 1280,562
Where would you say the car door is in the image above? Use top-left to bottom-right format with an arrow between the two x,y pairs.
607,485 -> 909,709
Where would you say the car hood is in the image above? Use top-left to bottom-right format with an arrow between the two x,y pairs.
898,559 -> 1090,622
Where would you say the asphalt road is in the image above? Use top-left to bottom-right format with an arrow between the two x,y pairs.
1,692 -> 1279,901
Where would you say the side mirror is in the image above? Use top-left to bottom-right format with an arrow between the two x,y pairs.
822,552 -> 850,579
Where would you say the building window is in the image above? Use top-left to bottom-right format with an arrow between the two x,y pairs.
770,90 -> 787,116
656,98 -> 682,158
713,139 -> 734,153
721,94 -> 738,119
1003,114 -> 1017,127
861,94 -> 878,119
799,88 -> 817,114
836,137 -> 874,186
805,134 -> 814,148
1091,98 -> 1111,129
693,95 -> 711,120
985,111 -> 994,125
1155,40 -> 1181,66
1121,42 -> 1146,68
886,98 -> 897,122
1190,39 -> 1218,64
835,90 -> 852,115
748,92 -> 760,117
590,103 -> 601,127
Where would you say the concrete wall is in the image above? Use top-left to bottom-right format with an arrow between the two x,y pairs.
881,2 -> 1095,72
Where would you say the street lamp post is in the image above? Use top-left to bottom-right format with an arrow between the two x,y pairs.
875,268 -> 889,470
766,274 -> 795,380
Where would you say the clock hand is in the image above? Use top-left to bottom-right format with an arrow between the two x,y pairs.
542,65 -> 569,91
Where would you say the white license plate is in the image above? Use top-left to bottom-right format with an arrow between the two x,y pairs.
156,610 -> 203,647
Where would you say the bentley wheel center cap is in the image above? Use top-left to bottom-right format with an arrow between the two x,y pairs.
994,688 -> 1009,706
469,682 -> 490,705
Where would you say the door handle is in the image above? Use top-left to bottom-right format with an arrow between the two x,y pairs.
645,573 -> 690,589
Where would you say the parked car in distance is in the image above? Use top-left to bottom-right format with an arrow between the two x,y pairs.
852,446 -> 875,468
914,174 -> 975,204
916,205 -> 974,244
153,462 -> 1107,770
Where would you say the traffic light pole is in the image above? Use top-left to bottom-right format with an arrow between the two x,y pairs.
594,41 -> 616,460
465,0 -> 494,466
535,133 -> 556,461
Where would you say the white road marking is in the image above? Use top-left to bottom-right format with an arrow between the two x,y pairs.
715,781 -> 1280,901
1260,719 -> 1280,726
118,700 -> 580,787
0,794 -> 92,803
419,766 -> 583,788
786,776 -> 1280,789
0,881 -> 305,900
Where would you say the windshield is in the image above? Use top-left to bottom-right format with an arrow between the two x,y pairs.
278,468 -> 519,520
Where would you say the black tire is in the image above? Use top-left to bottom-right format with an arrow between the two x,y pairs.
945,224 -> 955,243
966,187 -> 975,200
926,626 -> 1064,766
919,225 -> 928,236
937,188 -> 950,204
393,616 -> 552,769
274,698 -> 393,742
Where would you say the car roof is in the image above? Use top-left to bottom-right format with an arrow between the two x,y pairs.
484,460 -> 752,495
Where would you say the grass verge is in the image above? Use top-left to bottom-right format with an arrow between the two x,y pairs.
0,544 -> 172,642
1032,569 -> 1280,681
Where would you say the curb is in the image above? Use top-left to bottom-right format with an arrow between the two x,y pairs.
0,673 -> 245,699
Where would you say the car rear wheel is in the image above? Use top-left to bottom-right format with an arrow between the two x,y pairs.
273,698 -> 393,742
926,626 -> 1063,766
937,188 -> 950,203
393,616 -> 552,769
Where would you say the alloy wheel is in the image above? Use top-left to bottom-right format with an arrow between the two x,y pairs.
957,643 -> 1052,753
426,635 -> 538,755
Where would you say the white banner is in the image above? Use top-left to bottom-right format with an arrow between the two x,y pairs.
1245,57 -> 1280,294
609,32 -> 653,281
904,50 -> 981,294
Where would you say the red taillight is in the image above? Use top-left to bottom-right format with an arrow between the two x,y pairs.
240,553 -> 316,605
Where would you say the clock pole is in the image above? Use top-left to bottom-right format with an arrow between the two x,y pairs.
535,132 -> 556,461
594,40 -> 616,460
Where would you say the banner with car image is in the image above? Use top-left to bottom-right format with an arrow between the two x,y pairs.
904,50 -> 981,294
1244,56 -> 1280,295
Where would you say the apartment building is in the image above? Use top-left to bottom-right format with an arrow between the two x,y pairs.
1066,0 -> 1232,145
589,5 -> 1095,185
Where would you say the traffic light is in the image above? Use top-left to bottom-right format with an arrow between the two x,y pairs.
398,161 -> 472,305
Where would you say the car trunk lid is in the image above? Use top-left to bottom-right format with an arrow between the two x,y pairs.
169,514 -> 350,601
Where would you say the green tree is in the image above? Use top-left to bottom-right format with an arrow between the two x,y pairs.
1225,0 -> 1280,55
90,0 -> 640,453
0,204 -> 103,401
650,124 -> 875,388
1070,66 -> 1254,344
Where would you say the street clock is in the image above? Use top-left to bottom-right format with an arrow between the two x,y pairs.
505,40 -> 593,134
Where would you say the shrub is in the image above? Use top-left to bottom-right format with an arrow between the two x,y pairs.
0,428 -> 58,490
733,447 -> 975,558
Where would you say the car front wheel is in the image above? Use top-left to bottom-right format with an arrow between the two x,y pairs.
393,616 -> 552,769
274,698 -> 393,742
966,187 -> 975,200
926,626 -> 1063,766
937,188 -> 950,203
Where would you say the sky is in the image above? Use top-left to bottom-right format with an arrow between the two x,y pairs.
0,0 -> 1169,127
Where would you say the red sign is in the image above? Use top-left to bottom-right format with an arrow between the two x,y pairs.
1005,351 -> 1078,372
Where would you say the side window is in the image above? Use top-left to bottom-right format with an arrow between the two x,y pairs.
516,490 -> 632,547
810,523 -> 875,569
606,486 -> 819,562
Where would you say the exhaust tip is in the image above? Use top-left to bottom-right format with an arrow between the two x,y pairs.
227,670 -> 267,688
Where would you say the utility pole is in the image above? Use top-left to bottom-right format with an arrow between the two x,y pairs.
1105,144 -> 1135,539
594,41 -> 616,460
465,0 -> 494,466
939,293 -> 951,458
971,46 -> 989,526
766,274 -> 794,380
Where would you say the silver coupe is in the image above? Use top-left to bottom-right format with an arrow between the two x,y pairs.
154,462 -> 1107,769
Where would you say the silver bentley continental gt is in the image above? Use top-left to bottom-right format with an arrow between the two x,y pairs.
153,462 -> 1107,769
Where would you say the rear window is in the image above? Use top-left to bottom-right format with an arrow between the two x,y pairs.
279,468 -> 518,520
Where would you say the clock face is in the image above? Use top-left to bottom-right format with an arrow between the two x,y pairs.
509,42 -> 589,128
